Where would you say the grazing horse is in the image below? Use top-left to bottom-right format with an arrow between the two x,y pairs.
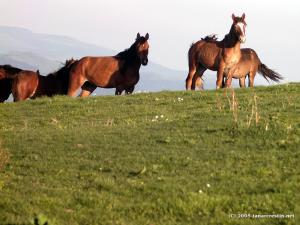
67,33 -> 150,97
186,13 -> 247,89
0,65 -> 23,102
12,59 -> 77,101
192,48 -> 283,89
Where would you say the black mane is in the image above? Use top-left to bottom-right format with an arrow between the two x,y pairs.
0,64 -> 22,74
114,37 -> 147,74
46,59 -> 78,94
115,42 -> 138,62
115,36 -> 147,61
48,60 -> 77,79
201,34 -> 218,42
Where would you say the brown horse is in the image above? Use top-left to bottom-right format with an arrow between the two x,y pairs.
192,48 -> 283,89
12,59 -> 77,101
186,13 -> 247,90
67,33 -> 150,97
0,65 -> 23,102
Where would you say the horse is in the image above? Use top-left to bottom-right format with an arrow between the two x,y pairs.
0,65 -> 24,102
192,48 -> 283,89
12,59 -> 77,101
67,33 -> 150,97
186,13 -> 247,90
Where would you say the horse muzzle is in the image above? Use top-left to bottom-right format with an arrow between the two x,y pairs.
141,58 -> 148,66
239,36 -> 246,43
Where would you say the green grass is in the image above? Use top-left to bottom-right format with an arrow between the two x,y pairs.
0,83 -> 299,225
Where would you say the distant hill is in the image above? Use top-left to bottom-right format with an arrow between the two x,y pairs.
0,26 -> 114,60
0,26 -> 224,93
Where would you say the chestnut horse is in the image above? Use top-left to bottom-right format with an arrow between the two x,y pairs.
192,48 -> 283,89
186,13 -> 247,90
0,65 -> 24,102
12,59 -> 77,101
68,33 -> 149,97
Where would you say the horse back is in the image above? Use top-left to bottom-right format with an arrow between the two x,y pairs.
233,48 -> 260,78
71,56 -> 125,88
189,40 -> 221,71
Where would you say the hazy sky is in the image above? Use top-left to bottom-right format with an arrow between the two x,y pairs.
1,0 -> 300,81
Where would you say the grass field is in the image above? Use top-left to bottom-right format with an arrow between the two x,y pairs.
0,83 -> 299,225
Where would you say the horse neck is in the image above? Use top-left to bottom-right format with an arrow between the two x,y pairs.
121,45 -> 141,74
222,25 -> 240,49
127,45 -> 140,64
50,65 -> 70,82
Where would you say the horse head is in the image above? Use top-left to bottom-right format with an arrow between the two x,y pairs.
232,13 -> 247,43
135,33 -> 150,66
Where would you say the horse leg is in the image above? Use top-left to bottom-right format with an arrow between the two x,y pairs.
194,76 -> 204,90
115,87 -> 124,95
191,67 -> 206,90
68,72 -> 85,97
12,79 -> 21,102
125,86 -> 135,95
79,81 -> 97,97
222,77 -> 226,88
186,63 -> 197,90
216,64 -> 225,89
248,70 -> 256,87
225,66 -> 237,88
239,77 -> 246,88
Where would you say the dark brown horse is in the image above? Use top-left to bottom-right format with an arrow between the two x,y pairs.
192,48 -> 283,89
0,65 -> 23,102
186,13 -> 247,90
68,33 -> 150,97
12,59 -> 77,101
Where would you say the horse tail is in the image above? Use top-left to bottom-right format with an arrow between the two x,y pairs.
258,63 -> 283,82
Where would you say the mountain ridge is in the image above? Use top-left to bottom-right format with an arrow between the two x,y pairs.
0,25 -> 216,92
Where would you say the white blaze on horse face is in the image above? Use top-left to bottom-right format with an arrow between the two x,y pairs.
237,22 -> 246,43
237,22 -> 246,42
237,22 -> 245,36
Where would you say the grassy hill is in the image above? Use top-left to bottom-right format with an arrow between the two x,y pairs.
0,84 -> 299,225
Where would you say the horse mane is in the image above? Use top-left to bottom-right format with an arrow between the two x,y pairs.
48,59 -> 77,78
47,58 -> 78,94
201,34 -> 218,42
114,37 -> 147,74
0,64 -> 22,74
114,43 -> 138,61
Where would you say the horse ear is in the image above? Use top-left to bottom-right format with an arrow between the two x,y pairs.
145,33 -> 149,40
36,70 -> 40,75
232,13 -> 236,21
242,13 -> 246,20
136,33 -> 141,40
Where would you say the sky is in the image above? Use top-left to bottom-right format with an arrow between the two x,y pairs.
1,0 -> 300,81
